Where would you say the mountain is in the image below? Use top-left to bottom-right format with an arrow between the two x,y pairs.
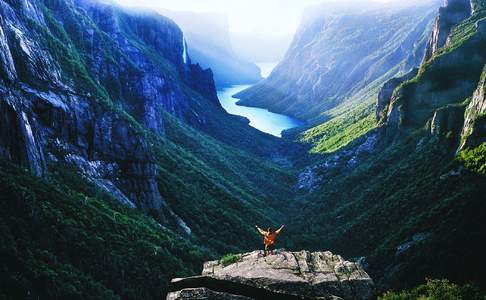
161,11 -> 262,87
285,0 -> 486,293
0,0 -> 299,298
235,1 -> 441,123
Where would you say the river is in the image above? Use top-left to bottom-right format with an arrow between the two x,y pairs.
217,63 -> 303,137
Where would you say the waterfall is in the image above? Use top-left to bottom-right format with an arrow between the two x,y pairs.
182,36 -> 188,64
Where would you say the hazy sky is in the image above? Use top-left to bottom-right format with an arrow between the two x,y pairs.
114,0 -> 332,35
113,0 -> 421,35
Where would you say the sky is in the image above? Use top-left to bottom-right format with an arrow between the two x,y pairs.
113,0 -> 333,35
112,0 -> 432,62
113,0 -> 424,36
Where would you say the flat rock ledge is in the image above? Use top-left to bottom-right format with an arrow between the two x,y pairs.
167,250 -> 375,300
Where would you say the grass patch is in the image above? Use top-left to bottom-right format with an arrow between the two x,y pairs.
299,104 -> 377,154
220,254 -> 241,267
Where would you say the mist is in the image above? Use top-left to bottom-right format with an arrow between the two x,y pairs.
113,0 -> 437,33
112,0 -> 441,64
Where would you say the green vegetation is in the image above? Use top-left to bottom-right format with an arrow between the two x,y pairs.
459,142 -> 486,175
291,4 -> 486,293
388,5 -> 486,134
220,254 -> 241,267
439,6 -> 486,55
0,159 -> 205,299
35,0 -> 298,256
299,103 -> 376,153
2,0 -> 486,298
380,279 -> 486,300
0,1 -> 300,298
289,133 -> 486,291
475,0 -> 486,10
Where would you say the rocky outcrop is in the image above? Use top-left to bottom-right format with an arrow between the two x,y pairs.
168,288 -> 252,300
234,2 -> 439,122
430,105 -> 466,138
461,64 -> 486,148
424,0 -> 472,61
376,69 -> 418,122
168,250 -> 375,300
298,133 -> 377,192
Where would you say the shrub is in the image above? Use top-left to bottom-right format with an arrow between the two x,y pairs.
380,279 -> 486,300
459,142 -> 486,175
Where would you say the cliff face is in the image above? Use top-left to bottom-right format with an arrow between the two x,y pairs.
0,0 -> 292,242
376,68 -> 418,122
424,0 -> 472,61
234,2 -> 440,123
379,0 -> 486,145
168,250 -> 375,300
461,65 -> 486,147
0,0 -> 214,225
69,0 -> 221,130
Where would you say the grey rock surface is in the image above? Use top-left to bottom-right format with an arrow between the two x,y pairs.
167,288 -> 252,300
168,250 -> 375,300
376,69 -> 418,123
424,0 -> 472,61
461,64 -> 486,148
379,3 -> 486,145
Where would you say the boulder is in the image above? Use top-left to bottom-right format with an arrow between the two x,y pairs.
168,250 -> 375,300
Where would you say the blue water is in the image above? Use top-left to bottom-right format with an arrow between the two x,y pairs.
217,84 -> 303,137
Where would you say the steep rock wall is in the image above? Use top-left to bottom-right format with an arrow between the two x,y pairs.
461,64 -> 486,148
379,0 -> 486,144
424,0 -> 472,61
0,0 -> 223,233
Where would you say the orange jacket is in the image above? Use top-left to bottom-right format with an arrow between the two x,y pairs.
256,225 -> 284,246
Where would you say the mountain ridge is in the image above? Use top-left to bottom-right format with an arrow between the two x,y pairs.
234,1 -> 440,124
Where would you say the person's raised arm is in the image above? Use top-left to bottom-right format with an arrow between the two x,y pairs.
275,224 -> 285,235
255,225 -> 266,235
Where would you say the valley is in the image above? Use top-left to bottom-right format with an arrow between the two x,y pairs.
0,0 -> 486,299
